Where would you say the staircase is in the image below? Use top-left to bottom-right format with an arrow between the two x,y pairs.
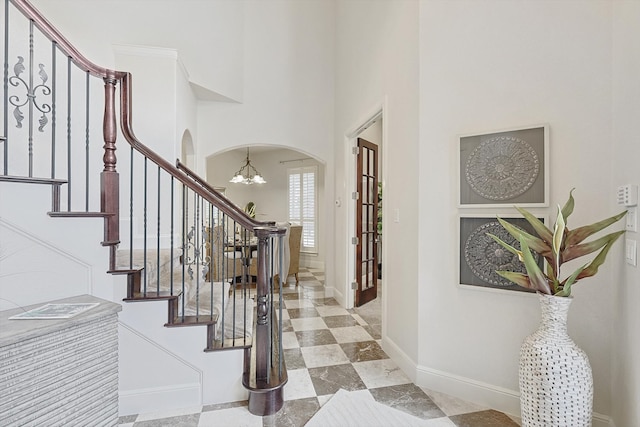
0,0 -> 286,419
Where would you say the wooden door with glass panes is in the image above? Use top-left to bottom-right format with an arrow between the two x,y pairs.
355,138 -> 378,307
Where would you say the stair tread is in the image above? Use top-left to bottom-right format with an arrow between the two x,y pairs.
48,211 -> 115,217
0,175 -> 67,185
206,337 -> 253,352
108,268 -> 143,275
123,291 -> 181,301
166,314 -> 218,327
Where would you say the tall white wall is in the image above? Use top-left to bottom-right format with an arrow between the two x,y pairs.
197,0 -> 334,163
197,0 -> 335,270
31,0 -> 244,101
419,0 -> 618,421
611,2 -> 640,426
334,0 -> 420,364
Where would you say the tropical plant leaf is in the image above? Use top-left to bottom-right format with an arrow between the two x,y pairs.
576,230 -> 626,280
555,263 -> 587,297
564,210 -> 627,247
515,206 -> 553,244
492,190 -> 626,297
486,233 -> 522,260
519,237 -> 552,294
546,262 -> 555,279
552,206 -> 565,273
563,230 -> 626,263
560,188 -> 575,222
496,271 -> 532,289
495,217 -> 551,256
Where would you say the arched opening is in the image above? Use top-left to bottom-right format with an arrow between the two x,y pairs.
180,130 -> 195,169
206,145 -> 327,275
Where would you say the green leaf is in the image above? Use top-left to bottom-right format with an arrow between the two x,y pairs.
519,237 -> 552,295
495,217 -> 551,256
563,230 -> 626,263
555,263 -> 588,297
486,233 -> 522,260
515,206 -> 553,244
552,206 -> 566,273
496,271 -> 532,289
560,189 -> 575,222
565,210 -> 627,247
576,230 -> 626,280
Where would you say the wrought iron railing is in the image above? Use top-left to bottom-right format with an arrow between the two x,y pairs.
1,0 -> 287,415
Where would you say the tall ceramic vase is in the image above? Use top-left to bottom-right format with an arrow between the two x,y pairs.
519,293 -> 593,427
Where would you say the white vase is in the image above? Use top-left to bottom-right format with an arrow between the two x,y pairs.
519,293 -> 593,427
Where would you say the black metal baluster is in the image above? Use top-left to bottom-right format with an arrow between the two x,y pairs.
278,233 -> 284,377
84,71 -> 89,211
156,165 -> 161,294
170,176 -> 174,296
181,183 -> 187,318
208,203 -> 213,327
50,41 -> 56,179
193,190 -> 198,317
3,0 -> 9,175
143,157 -> 148,293
27,20 -> 33,176
269,236 -> 274,373
129,147 -> 133,269
66,56 -> 71,210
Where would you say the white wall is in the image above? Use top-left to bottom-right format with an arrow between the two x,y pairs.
611,2 -> 640,426
334,0 -> 420,365
419,0 -> 618,421
31,0 -> 244,101
197,0 -> 335,270
114,46 -> 179,162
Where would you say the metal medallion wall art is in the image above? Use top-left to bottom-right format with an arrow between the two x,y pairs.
459,216 -> 544,292
459,125 -> 549,207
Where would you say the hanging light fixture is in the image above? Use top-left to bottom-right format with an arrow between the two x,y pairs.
229,148 -> 267,185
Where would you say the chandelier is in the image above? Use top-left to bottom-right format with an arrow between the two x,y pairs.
229,148 -> 267,185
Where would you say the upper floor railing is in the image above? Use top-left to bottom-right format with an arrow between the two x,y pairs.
1,0 -> 287,415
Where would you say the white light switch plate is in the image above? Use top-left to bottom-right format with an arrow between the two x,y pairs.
626,207 -> 637,232
626,239 -> 637,266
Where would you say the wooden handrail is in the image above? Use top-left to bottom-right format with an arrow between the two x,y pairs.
9,0 -> 274,235
10,0 -> 125,79
118,73 -> 274,232
176,160 -> 277,230
7,0 -> 288,415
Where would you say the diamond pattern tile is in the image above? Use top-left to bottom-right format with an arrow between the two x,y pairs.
118,268 -> 520,427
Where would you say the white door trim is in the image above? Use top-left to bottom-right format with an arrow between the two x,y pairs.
343,98 -> 387,309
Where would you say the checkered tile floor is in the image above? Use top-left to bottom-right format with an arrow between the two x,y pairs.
119,268 -> 520,426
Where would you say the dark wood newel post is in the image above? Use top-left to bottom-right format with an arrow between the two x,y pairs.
101,74 -> 119,249
245,226 -> 285,416
254,227 -> 271,384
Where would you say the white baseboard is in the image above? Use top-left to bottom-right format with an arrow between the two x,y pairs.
380,335 -> 616,426
416,365 -> 521,418
593,413 -> 614,427
415,365 -> 614,426
325,285 -> 340,306
301,259 -> 325,270
119,383 -> 201,417
380,335 -> 418,383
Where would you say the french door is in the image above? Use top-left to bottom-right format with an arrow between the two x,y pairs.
355,138 -> 378,307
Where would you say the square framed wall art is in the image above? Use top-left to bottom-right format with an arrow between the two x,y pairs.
458,124 -> 549,208
459,214 -> 546,293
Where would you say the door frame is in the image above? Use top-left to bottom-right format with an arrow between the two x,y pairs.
344,99 -> 387,310
355,137 -> 379,306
